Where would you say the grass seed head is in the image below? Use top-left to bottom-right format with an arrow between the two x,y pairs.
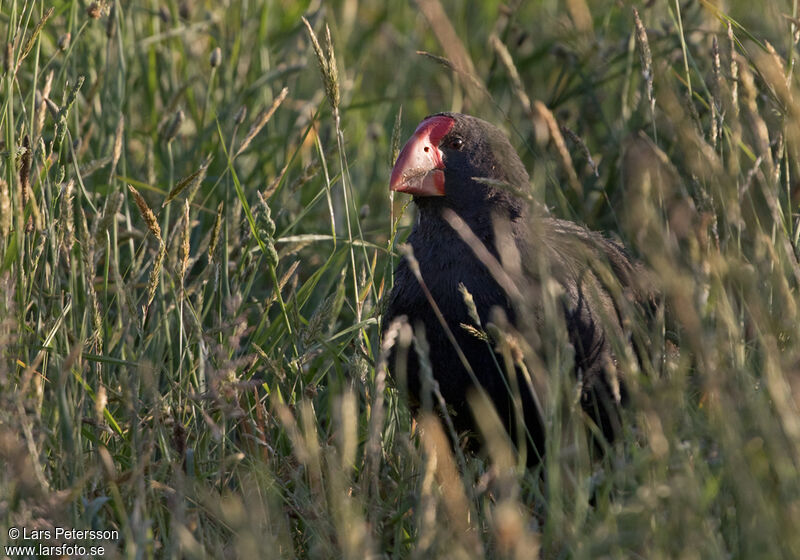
18,136 -> 38,232
324,24 -> 340,111
208,202 -> 223,264
633,8 -> 655,117
256,190 -> 276,238
35,70 -> 54,139
145,242 -> 166,316
163,109 -> 184,144
210,47 -> 222,68
711,36 -> 721,148
87,2 -> 106,20
390,106 -> 403,166
19,136 -> 31,206
180,199 -> 191,281
95,385 -> 107,423
458,283 -> 481,326
302,17 -> 339,114
164,154 -> 212,206
63,76 -> 85,115
19,7 -> 54,70
109,115 -> 124,184
127,184 -> 162,243
78,206 -> 103,345
61,180 -> 75,256
234,105 -> 247,127
728,22 -> 739,116
44,97 -> 59,119
264,239 -> 279,268
57,33 -> 71,52
235,87 -> 288,158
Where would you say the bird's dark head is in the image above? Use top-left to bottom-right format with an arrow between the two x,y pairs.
390,112 -> 529,217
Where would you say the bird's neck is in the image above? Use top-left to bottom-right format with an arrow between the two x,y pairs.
414,196 -> 523,243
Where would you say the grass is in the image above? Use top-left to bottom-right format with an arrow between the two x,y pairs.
2,0 -> 800,558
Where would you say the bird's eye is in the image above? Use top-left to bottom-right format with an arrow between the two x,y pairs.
448,137 -> 464,150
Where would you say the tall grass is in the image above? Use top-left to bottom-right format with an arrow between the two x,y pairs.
1,1 -> 800,558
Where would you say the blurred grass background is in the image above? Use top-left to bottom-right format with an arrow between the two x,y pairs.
2,0 -> 800,558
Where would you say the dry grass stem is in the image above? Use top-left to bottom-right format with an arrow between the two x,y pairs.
535,101 -> 583,197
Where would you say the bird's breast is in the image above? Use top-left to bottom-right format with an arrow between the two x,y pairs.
401,232 -> 513,329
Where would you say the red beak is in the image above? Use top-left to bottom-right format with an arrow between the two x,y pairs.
390,115 -> 455,196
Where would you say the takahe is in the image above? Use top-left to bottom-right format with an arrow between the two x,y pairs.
382,112 -> 653,463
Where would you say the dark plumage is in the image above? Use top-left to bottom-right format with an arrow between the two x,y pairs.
382,112 -> 652,463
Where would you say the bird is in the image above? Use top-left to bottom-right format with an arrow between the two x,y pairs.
382,112 -> 654,464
